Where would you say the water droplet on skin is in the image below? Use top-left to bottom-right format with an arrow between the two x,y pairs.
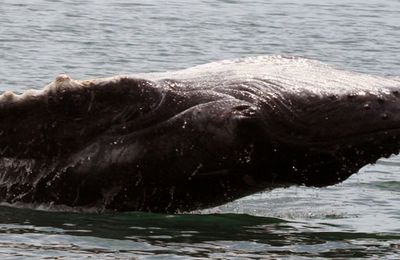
364,103 -> 370,110
245,156 -> 251,163
382,113 -> 389,120
188,163 -> 203,180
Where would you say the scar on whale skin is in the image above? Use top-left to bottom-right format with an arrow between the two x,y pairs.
0,55 -> 400,213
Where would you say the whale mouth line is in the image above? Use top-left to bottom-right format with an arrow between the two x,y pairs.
337,126 -> 400,144
275,126 -> 400,150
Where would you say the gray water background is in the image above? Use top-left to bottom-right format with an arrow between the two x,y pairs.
0,0 -> 399,259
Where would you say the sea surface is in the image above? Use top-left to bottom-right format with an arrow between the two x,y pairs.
0,0 -> 399,259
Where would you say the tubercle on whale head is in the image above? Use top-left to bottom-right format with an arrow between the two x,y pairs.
0,89 -> 43,104
0,74 -> 156,108
0,90 -> 17,101
0,74 -> 82,104
45,74 -> 83,93
43,74 -> 141,94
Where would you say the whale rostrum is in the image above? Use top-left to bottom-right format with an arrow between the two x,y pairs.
1,55 -> 400,213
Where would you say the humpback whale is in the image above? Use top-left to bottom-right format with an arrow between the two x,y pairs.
1,55 -> 400,213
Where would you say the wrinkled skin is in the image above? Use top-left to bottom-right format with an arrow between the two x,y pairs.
0,56 -> 400,212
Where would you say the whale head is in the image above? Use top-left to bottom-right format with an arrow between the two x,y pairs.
1,56 -> 400,212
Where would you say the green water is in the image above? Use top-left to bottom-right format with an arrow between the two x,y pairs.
0,206 -> 398,259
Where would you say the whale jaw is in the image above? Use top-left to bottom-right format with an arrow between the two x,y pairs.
249,88 -> 400,188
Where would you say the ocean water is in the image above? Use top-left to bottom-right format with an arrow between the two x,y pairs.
0,0 -> 399,259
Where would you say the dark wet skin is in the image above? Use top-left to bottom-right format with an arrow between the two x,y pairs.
1,56 -> 400,213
